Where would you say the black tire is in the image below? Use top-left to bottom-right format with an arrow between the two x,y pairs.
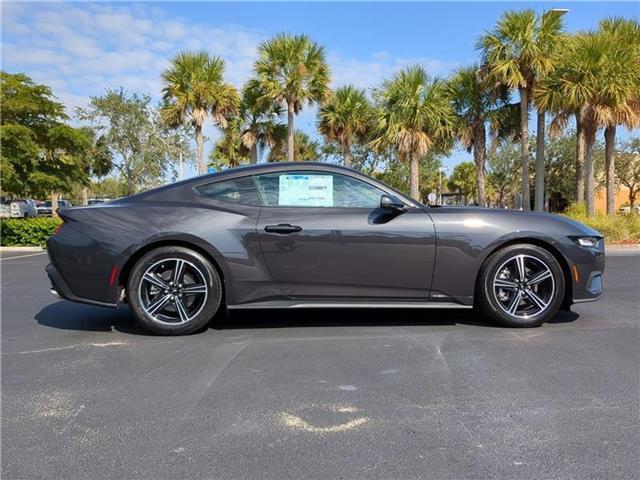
127,246 -> 222,335
476,244 -> 565,327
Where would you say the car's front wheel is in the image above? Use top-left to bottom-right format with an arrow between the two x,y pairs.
127,246 -> 222,335
476,244 -> 565,327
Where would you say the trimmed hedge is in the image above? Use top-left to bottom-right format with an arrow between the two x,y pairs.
0,217 -> 62,247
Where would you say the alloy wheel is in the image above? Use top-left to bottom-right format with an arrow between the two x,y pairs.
492,254 -> 555,318
138,258 -> 208,325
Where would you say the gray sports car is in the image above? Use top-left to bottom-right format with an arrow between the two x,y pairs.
46,162 -> 605,335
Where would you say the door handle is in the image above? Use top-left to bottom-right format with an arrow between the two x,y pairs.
264,224 -> 303,234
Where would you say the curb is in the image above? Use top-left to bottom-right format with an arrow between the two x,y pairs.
0,246 -> 45,252
606,244 -> 640,251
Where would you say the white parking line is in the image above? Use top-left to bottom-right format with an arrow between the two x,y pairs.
0,252 -> 47,261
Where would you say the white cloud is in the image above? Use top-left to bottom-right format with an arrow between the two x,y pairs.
1,2 -> 456,170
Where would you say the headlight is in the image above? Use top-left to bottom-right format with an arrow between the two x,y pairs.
571,236 -> 600,247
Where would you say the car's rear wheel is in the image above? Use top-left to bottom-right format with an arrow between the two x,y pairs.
127,246 -> 222,335
476,244 -> 565,327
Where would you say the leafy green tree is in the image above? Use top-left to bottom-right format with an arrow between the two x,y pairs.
268,130 -> 320,162
0,71 -> 67,141
372,65 -> 453,200
318,85 -> 372,167
0,72 -> 89,208
478,9 -> 565,211
77,90 -> 192,195
373,153 -> 443,202
448,64 -> 512,206
255,34 -> 331,162
447,162 -> 477,204
0,124 -> 40,196
616,138 -> 640,209
161,51 -> 239,174
487,141 -> 520,207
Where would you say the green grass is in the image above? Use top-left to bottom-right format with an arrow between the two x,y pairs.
563,203 -> 640,244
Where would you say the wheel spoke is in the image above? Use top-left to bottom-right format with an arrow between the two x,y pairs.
515,255 -> 527,281
146,294 -> 172,315
143,272 -> 168,290
174,297 -> 190,323
525,288 -> 548,311
527,269 -> 552,285
173,259 -> 186,285
495,278 -> 518,289
181,284 -> 207,294
507,290 -> 523,315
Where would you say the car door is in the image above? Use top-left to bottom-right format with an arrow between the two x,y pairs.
255,169 -> 436,300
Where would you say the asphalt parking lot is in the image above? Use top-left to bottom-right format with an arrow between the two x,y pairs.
1,251 -> 639,479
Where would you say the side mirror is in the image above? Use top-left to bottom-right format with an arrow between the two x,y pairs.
380,194 -> 406,212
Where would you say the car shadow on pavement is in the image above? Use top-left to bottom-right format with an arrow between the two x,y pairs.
35,300 -> 579,335
219,307 -> 579,330
35,301 -> 151,336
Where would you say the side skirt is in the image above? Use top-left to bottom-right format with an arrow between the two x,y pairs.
227,300 -> 473,310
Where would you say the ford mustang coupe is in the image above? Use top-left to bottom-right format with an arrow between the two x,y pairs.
46,163 -> 605,335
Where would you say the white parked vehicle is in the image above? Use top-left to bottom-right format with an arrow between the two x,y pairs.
10,199 -> 38,218
619,205 -> 640,214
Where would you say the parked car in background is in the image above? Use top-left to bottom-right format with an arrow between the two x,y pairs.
0,200 -> 11,218
37,200 -> 72,216
618,205 -> 640,214
87,197 -> 113,205
10,199 -> 38,218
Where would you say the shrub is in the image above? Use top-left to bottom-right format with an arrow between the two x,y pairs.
563,202 -> 640,244
0,217 -> 62,247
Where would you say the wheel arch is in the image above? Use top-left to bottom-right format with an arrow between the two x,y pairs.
118,239 -> 226,302
475,237 -> 573,309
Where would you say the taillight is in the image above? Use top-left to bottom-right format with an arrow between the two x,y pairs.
53,222 -> 64,235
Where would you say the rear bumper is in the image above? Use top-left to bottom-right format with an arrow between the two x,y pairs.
46,263 -> 118,308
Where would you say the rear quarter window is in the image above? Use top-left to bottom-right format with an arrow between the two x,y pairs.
195,176 -> 262,206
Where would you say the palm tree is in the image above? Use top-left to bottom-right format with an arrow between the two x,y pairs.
448,65 -> 512,206
161,51 -> 240,175
318,85 -> 372,168
372,66 -> 453,200
210,117 -> 250,169
536,30 -> 638,215
239,79 -> 286,164
268,130 -> 320,162
254,33 -> 330,162
598,18 -> 640,215
478,9 -> 565,211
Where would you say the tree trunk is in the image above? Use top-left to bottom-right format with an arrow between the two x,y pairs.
604,124 -> 616,216
575,112 -> 585,203
630,188 -> 637,209
534,110 -> 546,211
82,186 -> 89,206
343,140 -> 351,168
584,127 -> 596,217
518,87 -> 531,211
287,102 -> 295,162
409,153 -> 419,200
250,144 -> 258,164
473,122 -> 486,206
195,123 -> 205,175
51,192 -> 58,217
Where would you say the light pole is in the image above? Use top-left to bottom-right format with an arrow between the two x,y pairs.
438,167 -> 447,205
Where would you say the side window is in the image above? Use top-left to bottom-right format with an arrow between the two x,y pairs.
255,171 -> 385,208
196,176 -> 262,205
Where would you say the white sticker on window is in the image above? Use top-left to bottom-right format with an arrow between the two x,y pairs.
278,174 -> 333,207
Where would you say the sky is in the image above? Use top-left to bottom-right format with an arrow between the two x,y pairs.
2,1 -> 639,179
